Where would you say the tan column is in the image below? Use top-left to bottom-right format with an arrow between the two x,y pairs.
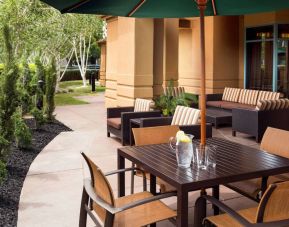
153,19 -> 179,97
105,17 -> 118,107
116,17 -> 154,107
98,40 -> 106,87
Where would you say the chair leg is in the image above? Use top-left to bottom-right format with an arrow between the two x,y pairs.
131,163 -> 135,194
79,187 -> 89,227
232,130 -> 236,137
107,131 -> 110,137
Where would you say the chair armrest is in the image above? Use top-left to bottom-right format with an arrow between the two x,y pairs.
107,106 -> 134,118
206,94 -> 223,101
121,111 -> 161,143
139,116 -> 173,127
180,123 -> 212,139
104,167 -> 145,177
115,192 -> 177,212
202,195 -> 252,226
84,178 -> 176,215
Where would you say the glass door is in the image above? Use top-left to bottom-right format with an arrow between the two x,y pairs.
246,25 -> 274,91
277,25 -> 289,97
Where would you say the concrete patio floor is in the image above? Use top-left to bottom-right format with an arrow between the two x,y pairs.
17,93 -> 259,227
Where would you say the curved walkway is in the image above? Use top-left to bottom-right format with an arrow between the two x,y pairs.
17,94 -> 257,227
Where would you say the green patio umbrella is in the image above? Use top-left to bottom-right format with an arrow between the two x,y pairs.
41,0 -> 289,145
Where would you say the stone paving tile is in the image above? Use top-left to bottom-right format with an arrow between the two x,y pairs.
18,93 -> 261,227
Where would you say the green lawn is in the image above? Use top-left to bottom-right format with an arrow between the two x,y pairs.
55,80 -> 105,106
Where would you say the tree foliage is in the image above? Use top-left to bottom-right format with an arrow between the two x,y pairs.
0,0 -> 104,63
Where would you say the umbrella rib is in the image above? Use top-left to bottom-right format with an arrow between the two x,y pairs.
60,0 -> 91,14
127,0 -> 146,17
211,0 -> 217,15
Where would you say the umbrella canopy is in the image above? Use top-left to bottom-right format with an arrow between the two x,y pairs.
41,0 -> 289,145
42,0 -> 289,17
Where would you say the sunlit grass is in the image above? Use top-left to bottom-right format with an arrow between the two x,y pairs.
55,80 -> 105,106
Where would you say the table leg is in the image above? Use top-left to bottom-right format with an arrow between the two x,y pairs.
150,173 -> 156,195
150,174 -> 157,227
177,189 -> 188,227
117,152 -> 125,197
212,185 -> 220,215
194,189 -> 207,227
261,176 -> 268,198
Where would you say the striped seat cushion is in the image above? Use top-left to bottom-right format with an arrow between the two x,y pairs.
134,99 -> 154,112
257,91 -> 280,102
222,87 -> 241,103
171,106 -> 200,126
238,89 -> 259,105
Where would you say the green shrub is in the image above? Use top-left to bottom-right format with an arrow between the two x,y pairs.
0,160 -> 7,185
45,58 -> 57,121
18,59 -> 33,114
0,135 -> 9,162
154,81 -> 190,116
31,108 -> 46,129
34,58 -> 46,109
0,25 -> 19,142
13,109 -> 32,149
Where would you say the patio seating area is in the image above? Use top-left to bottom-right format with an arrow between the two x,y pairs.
17,94 -> 264,227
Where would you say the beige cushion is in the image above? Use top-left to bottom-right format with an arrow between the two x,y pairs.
238,89 -> 259,105
134,99 -> 153,112
222,87 -> 241,102
257,91 -> 280,102
171,106 -> 200,126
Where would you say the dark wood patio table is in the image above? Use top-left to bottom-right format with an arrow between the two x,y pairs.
117,137 -> 289,227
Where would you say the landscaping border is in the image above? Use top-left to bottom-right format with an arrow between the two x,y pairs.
0,120 -> 71,227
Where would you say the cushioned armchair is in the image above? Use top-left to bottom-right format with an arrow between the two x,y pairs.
107,98 -> 161,145
134,106 -> 212,142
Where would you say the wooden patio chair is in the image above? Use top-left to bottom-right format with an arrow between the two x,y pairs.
202,181 -> 289,227
79,152 -> 177,227
226,127 -> 289,201
131,125 -> 180,194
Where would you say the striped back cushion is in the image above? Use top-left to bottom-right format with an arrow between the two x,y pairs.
238,89 -> 259,105
134,99 -> 153,112
256,99 -> 289,111
164,87 -> 185,97
173,87 -> 185,97
222,87 -> 241,102
257,91 -> 280,102
171,106 -> 200,126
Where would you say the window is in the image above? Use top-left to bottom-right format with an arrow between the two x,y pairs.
246,26 -> 274,91
246,24 -> 289,97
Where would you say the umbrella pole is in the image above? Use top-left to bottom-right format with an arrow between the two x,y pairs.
196,0 -> 207,146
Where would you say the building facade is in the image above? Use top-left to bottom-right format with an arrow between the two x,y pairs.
102,9 -> 289,107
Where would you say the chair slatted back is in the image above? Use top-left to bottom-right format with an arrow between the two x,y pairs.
81,153 -> 115,223
132,125 -> 180,146
260,127 -> 289,158
171,106 -> 200,126
256,181 -> 289,223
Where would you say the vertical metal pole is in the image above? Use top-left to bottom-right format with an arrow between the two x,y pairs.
196,0 -> 208,146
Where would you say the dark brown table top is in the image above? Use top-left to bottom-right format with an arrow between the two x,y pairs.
118,137 -> 289,191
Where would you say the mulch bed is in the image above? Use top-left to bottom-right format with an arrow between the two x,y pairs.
0,120 -> 71,227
